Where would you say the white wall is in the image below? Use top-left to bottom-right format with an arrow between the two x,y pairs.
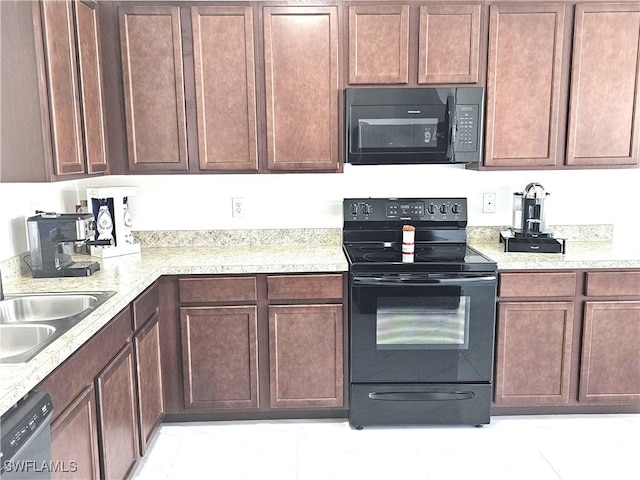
2,164 -> 639,261
0,181 -> 82,261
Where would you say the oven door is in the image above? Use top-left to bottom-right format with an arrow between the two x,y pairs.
350,272 -> 497,383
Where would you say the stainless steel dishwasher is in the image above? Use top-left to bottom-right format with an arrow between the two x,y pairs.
1,392 -> 53,479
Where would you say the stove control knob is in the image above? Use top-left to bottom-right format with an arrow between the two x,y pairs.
427,203 -> 437,215
349,203 -> 359,215
361,204 -> 372,215
440,204 -> 448,214
451,204 -> 460,215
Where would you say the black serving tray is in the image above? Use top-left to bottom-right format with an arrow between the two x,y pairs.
500,233 -> 566,254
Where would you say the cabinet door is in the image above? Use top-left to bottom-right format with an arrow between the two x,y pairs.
263,6 -> 339,171
41,0 -> 85,175
268,305 -> 344,409
347,5 -> 409,84
180,306 -> 259,410
74,0 -> 107,174
134,314 -> 164,455
566,3 -> 640,166
579,302 -> 640,403
485,4 -> 567,168
418,4 -> 481,84
51,386 -> 100,480
96,344 -> 139,480
191,6 -> 258,171
119,6 -> 188,171
494,302 -> 574,406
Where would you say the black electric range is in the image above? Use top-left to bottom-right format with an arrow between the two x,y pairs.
343,197 -> 498,428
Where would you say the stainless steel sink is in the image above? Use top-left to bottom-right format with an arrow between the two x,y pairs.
0,324 -> 56,361
0,294 -> 100,323
0,291 -> 115,364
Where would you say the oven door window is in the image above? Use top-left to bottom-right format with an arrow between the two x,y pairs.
377,295 -> 470,350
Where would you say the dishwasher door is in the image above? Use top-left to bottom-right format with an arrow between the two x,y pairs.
1,392 -> 53,479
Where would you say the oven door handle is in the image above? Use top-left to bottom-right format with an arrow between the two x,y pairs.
352,275 -> 496,286
368,391 -> 475,402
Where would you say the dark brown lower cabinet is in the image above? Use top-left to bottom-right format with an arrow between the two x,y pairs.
50,386 -> 100,480
494,301 -> 575,406
180,305 -> 259,410
96,343 -> 140,480
494,270 -> 640,414
175,274 -> 346,416
134,313 -> 164,455
268,305 -> 343,408
579,301 -> 640,404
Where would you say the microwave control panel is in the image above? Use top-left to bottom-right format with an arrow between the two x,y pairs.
454,105 -> 479,152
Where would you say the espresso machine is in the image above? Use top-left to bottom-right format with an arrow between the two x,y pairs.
26,212 -> 110,278
500,183 -> 566,253
86,186 -> 141,258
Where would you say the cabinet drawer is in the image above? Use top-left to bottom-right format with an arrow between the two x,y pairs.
267,274 -> 343,301
499,272 -> 577,298
179,276 -> 257,303
132,282 -> 159,331
585,271 -> 640,297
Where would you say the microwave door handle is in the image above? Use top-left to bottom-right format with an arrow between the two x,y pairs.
446,96 -> 456,162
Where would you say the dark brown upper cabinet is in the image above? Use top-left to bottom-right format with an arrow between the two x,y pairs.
75,0 -> 108,175
566,3 -> 640,167
348,5 -> 410,84
346,3 -> 483,86
263,6 -> 340,171
484,2 -> 639,170
484,3 -> 568,169
191,6 -> 259,172
418,4 -> 481,84
119,6 -> 188,172
0,0 -> 108,182
115,4 -> 339,174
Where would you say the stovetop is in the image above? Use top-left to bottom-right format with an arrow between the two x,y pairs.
342,197 -> 496,273
343,242 -> 496,272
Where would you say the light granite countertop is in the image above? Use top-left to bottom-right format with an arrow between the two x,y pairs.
470,241 -> 640,270
468,225 -> 640,270
2,225 -> 640,416
0,243 -> 348,416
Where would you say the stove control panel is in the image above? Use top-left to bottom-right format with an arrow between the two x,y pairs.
345,198 -> 467,221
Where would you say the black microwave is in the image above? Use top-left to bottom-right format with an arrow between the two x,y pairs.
345,87 -> 484,165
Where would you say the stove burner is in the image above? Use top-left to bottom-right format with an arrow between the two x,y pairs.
362,251 -> 401,262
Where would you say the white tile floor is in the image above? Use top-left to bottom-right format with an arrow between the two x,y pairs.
132,414 -> 640,480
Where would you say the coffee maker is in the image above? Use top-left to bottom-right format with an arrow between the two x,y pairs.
500,183 -> 566,253
86,186 -> 141,258
26,212 -> 108,278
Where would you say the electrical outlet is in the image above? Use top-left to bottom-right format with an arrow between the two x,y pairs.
232,197 -> 246,218
483,193 -> 496,213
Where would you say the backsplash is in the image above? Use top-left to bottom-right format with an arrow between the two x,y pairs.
467,225 -> 614,243
134,228 -> 341,247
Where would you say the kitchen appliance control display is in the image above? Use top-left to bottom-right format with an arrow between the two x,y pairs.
454,105 -> 479,152
387,201 -> 424,217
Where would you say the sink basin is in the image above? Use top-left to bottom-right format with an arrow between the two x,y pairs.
0,294 -> 99,323
0,291 -> 115,363
0,324 -> 56,361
